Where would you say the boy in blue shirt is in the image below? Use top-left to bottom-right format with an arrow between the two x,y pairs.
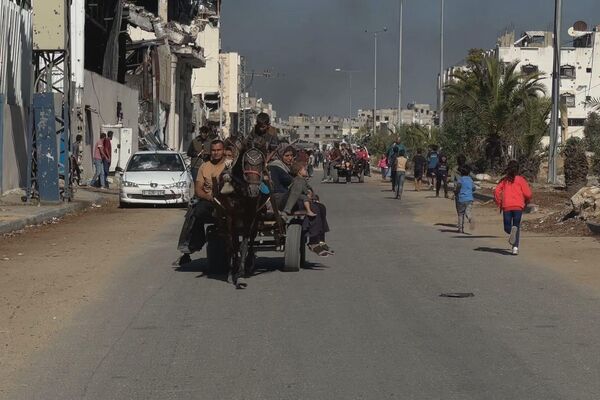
454,166 -> 476,233
427,145 -> 440,190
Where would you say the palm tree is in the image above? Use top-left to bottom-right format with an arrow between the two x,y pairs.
392,123 -> 430,154
586,97 -> 600,111
443,55 -> 546,167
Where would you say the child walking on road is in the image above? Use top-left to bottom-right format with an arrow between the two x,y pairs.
493,160 -> 533,255
455,166 -> 475,233
435,155 -> 449,198
378,154 -> 388,181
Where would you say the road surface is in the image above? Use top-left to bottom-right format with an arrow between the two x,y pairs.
4,179 -> 600,399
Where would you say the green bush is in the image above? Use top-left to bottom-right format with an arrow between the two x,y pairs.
562,137 -> 589,191
584,112 -> 600,176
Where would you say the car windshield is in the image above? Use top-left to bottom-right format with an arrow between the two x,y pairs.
127,154 -> 185,172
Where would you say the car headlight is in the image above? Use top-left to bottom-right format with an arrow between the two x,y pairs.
122,181 -> 139,187
164,181 -> 188,189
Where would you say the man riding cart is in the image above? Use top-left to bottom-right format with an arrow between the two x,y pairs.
177,114 -> 333,288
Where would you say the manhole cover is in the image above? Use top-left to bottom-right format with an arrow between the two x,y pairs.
439,292 -> 474,298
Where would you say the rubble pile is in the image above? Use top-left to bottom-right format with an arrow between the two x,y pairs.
569,186 -> 600,221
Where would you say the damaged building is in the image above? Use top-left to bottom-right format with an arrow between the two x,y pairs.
1,0 -> 227,194
0,0 -> 32,194
191,1 -> 221,133
124,0 -> 206,152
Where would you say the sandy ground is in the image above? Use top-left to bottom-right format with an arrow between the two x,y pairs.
370,177 -> 600,289
0,201 -> 183,391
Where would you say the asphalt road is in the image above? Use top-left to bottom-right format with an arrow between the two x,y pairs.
8,178 -> 600,399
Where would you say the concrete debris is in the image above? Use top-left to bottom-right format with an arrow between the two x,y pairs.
570,186 -> 600,220
474,173 -> 494,182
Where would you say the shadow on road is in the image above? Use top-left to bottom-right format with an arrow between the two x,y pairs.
473,246 -> 512,255
452,235 -> 499,239
173,256 -> 327,283
439,228 -> 460,233
173,258 -> 229,283
435,223 -> 458,228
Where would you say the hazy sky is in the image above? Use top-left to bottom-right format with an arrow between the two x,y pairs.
221,0 -> 600,118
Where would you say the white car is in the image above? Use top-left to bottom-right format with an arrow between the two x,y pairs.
119,151 -> 194,207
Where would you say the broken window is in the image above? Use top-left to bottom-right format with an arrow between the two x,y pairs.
574,34 -> 592,48
560,65 -> 576,79
561,94 -> 576,108
521,64 -> 539,75
568,118 -> 586,127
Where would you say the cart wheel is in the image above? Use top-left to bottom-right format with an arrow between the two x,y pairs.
207,226 -> 229,275
283,224 -> 303,272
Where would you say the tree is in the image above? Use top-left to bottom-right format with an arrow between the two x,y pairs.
583,112 -> 600,176
511,97 -> 551,181
443,55 -> 546,169
563,137 -> 589,191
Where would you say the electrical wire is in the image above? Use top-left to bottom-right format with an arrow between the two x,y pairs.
89,73 -> 106,123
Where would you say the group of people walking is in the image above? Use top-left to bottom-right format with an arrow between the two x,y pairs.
377,139 -> 533,255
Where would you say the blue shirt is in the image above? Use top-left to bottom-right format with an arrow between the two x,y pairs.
427,152 -> 439,169
458,176 -> 475,202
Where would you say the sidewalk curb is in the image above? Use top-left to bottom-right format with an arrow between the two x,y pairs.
0,192 -> 105,236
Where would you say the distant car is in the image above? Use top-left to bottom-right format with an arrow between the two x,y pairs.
119,151 -> 193,207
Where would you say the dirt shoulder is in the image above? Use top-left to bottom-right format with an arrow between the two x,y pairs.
0,201 -> 182,394
368,178 -> 600,289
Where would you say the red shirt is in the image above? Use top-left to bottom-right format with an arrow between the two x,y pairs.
93,140 -> 104,161
356,150 -> 369,161
494,176 -> 533,211
103,138 -> 112,161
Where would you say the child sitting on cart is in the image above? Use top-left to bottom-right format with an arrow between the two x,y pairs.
284,162 -> 317,217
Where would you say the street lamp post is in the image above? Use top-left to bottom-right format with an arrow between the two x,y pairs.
549,0 -> 562,184
398,0 -> 404,129
366,27 -> 388,137
439,0 -> 445,131
335,68 -> 360,135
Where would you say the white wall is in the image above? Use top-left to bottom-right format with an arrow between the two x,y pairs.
497,31 -> 600,139
192,23 -> 219,96
82,71 -> 139,180
220,52 -> 240,113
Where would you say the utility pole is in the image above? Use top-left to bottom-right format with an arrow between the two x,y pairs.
335,68 -> 360,135
549,0 -> 562,184
366,27 -> 387,136
439,0 -> 445,131
398,0 -> 404,130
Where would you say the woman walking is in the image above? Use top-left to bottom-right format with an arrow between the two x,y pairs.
493,160 -> 533,255
394,150 -> 408,200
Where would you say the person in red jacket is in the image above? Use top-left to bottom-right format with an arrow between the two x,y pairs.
493,160 -> 533,255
